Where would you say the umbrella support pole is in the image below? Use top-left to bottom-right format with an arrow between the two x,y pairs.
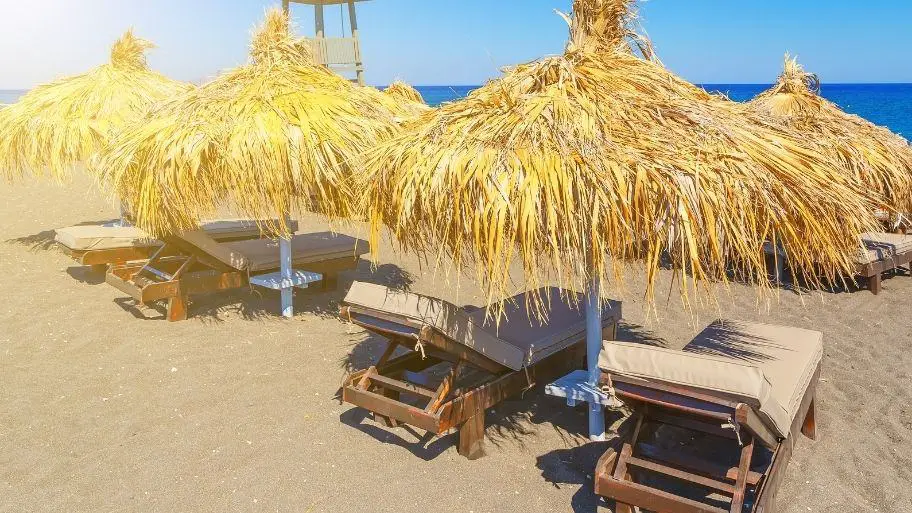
118,202 -> 130,227
543,276 -> 612,442
585,276 -> 606,441
280,235 -> 294,318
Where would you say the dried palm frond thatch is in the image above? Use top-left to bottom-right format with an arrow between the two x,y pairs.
384,81 -> 426,104
749,55 -> 912,212
0,31 -> 190,181
101,9 -> 400,237
380,81 -> 430,120
359,0 -> 880,318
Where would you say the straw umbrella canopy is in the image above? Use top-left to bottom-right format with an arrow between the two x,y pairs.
101,9 -> 400,237
749,55 -> 912,212
382,81 -> 430,119
0,31 -> 190,181
359,0 -> 880,316
384,81 -> 426,104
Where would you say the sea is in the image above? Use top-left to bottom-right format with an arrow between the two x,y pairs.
4,83 -> 911,137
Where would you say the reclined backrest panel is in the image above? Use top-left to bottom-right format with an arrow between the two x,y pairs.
173,230 -> 250,271
468,287 -> 622,365
858,232 -> 912,264
224,232 -> 368,272
55,225 -> 159,251
599,339 -> 791,439
683,319 -> 823,425
198,218 -> 299,240
344,281 -> 526,371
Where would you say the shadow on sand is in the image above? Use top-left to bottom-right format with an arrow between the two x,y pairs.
109,260 -> 414,323
335,316 -> 669,467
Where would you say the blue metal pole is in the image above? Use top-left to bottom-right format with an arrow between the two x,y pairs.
280,218 -> 294,318
586,275 -> 606,441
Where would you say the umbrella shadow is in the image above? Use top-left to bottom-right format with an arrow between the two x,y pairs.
535,436 -> 626,513
615,321 -> 668,347
683,319 -> 785,364
109,260 -> 414,323
65,265 -> 107,285
338,407 -> 456,461
4,219 -> 121,251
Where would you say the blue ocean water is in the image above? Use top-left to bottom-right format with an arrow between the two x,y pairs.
414,84 -> 912,138
5,84 -> 911,138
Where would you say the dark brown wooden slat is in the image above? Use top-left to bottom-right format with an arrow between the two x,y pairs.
627,456 -> 735,494
648,409 -> 739,440
637,444 -> 762,487
342,385 -> 440,432
368,373 -> 437,398
597,477 -> 729,513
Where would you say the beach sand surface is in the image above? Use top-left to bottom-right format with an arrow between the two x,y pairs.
1,175 -> 910,513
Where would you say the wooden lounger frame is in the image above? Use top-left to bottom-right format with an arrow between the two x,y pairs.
340,304 -> 619,459
60,244 -> 164,272
106,238 -> 357,322
594,365 -> 819,513
856,252 -> 912,295
59,231 -> 261,272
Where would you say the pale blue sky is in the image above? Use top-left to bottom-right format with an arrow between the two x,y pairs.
1,0 -> 910,89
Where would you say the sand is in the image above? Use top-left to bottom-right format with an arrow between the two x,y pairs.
1,175 -> 910,513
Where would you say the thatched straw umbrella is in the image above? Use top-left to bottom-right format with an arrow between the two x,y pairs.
383,80 -> 430,119
358,0 -> 879,439
0,31 -> 190,182
384,80 -> 426,104
749,55 -> 912,215
101,9 -> 399,317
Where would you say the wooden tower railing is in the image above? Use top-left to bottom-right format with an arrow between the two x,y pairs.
282,0 -> 366,85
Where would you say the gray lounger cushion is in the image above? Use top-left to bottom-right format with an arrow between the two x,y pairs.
177,230 -> 367,272
55,218 -> 297,251
344,281 -> 622,371
858,232 -> 912,265
599,320 -> 822,439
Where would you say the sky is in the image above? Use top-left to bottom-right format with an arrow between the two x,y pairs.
1,0 -> 911,90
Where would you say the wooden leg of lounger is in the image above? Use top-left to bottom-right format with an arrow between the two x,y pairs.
731,435 -> 755,513
457,411 -> 485,460
801,399 -> 817,440
869,273 -> 882,294
320,272 -> 339,291
167,294 -> 188,322
614,498 -> 636,513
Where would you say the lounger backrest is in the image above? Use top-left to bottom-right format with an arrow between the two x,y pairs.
468,288 -> 622,366
55,225 -> 158,251
858,232 -> 912,264
344,282 -> 527,371
198,218 -> 298,240
345,282 -> 622,371
599,340 -> 792,439
175,230 -> 250,271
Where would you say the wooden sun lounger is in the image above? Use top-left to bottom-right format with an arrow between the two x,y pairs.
766,232 -> 912,294
593,320 -> 822,513
105,230 -> 368,322
855,232 -> 912,294
55,219 -> 294,271
340,282 -> 622,459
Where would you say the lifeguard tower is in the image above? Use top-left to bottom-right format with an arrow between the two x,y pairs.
282,0 -> 367,85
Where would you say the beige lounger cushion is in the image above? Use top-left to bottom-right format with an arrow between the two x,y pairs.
55,219 -> 295,252
177,231 -> 367,272
344,282 -> 622,371
858,232 -> 912,265
599,320 -> 822,439
55,225 -> 157,251
222,232 -> 367,272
